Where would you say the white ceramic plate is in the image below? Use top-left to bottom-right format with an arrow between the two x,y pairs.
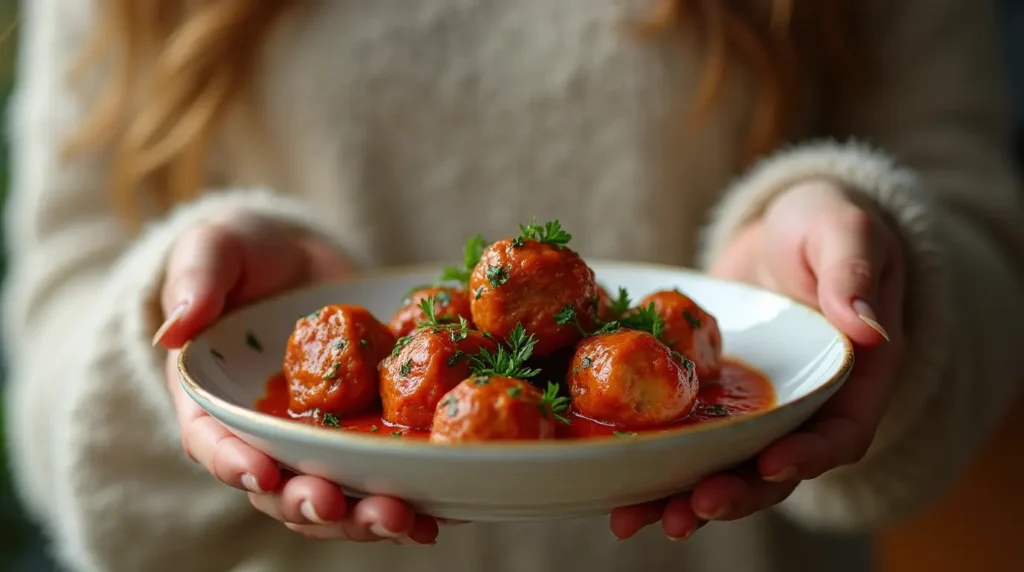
179,261 -> 853,522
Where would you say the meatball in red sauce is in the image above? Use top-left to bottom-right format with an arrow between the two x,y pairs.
429,377 -> 559,443
469,237 -> 598,357
568,329 -> 698,430
388,286 -> 473,338
379,325 -> 498,430
635,290 -> 723,379
284,305 -> 396,416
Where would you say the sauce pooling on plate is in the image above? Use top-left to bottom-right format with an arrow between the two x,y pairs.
255,358 -> 775,440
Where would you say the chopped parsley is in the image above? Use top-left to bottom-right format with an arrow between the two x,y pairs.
517,218 -> 572,248
683,310 -> 702,330
700,404 -> 729,417
506,386 -> 522,398
399,360 -> 413,376
486,264 -> 510,288
612,430 -> 637,438
439,234 -> 488,286
322,363 -> 340,380
539,382 -> 572,425
468,323 -> 542,380
446,350 -> 465,367
245,331 -> 263,353
321,413 -> 341,428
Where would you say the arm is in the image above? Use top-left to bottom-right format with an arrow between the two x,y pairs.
699,0 -> 1024,528
2,2 -> 353,569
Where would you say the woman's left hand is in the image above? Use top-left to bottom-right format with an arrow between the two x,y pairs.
609,179 -> 907,541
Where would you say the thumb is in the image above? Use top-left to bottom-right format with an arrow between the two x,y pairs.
153,224 -> 244,349
810,221 -> 891,347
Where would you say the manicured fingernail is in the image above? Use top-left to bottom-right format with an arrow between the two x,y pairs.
240,473 -> 264,494
695,503 -> 732,521
852,299 -> 889,341
764,465 -> 798,483
300,500 -> 331,524
369,523 -> 402,539
152,302 -> 188,346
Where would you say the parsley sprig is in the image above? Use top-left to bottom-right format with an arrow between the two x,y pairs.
468,323 -> 542,380
440,234 -> 488,286
417,296 -> 456,328
539,381 -> 572,425
607,287 -> 631,320
557,290 -> 667,341
513,218 -> 572,248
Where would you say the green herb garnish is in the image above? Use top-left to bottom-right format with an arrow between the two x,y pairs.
486,265 -> 510,288
608,287 -> 631,320
683,310 -> 702,330
468,323 -> 542,379
517,218 -> 572,248
390,431 -> 402,438
443,394 -> 459,417
618,303 -> 666,341
399,360 -> 413,376
612,430 -> 636,438
554,304 -> 587,335
322,363 -> 340,380
447,350 -> 465,367
245,331 -> 263,353
581,357 -> 593,369
391,335 -> 413,356
506,386 -> 522,398
539,382 -> 572,425
440,234 -> 488,286
701,404 -> 729,417
322,413 -> 341,428
370,424 -> 379,432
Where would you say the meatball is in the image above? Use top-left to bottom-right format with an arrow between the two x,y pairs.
388,286 -> 473,338
379,325 -> 498,430
635,290 -> 723,379
469,238 -> 598,357
568,329 -> 698,430
283,304 -> 396,416
429,376 -> 563,443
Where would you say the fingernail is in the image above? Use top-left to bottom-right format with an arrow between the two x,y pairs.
152,302 -> 189,346
396,536 -> 426,546
667,520 -> 706,542
764,465 -> 798,483
369,523 -> 402,539
240,473 -> 264,494
300,500 -> 331,524
695,503 -> 732,521
852,299 -> 889,341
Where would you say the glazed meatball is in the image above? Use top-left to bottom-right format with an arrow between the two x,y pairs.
568,329 -> 698,430
469,237 -> 598,357
388,286 -> 473,338
635,290 -> 723,379
429,376 -> 563,443
379,325 -> 498,430
283,304 -> 396,416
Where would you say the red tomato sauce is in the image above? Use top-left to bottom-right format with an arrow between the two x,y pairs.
255,358 -> 775,440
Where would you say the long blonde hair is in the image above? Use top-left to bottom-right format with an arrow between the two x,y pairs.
67,0 -> 858,227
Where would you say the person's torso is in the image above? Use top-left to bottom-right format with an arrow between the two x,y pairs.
204,3 -> 867,571
213,0 -> 774,269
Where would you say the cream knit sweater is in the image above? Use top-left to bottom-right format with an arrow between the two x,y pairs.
5,1 -> 1024,571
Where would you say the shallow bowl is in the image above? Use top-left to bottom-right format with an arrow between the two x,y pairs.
179,261 -> 853,522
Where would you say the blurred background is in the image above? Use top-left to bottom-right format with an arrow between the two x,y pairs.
0,2 -> 1021,571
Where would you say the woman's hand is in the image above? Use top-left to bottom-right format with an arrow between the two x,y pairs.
155,210 -> 439,545
610,179 -> 907,541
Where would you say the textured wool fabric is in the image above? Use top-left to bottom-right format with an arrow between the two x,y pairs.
4,0 -> 1023,571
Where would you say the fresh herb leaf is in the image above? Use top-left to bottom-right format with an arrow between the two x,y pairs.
683,310 -> 702,330
506,386 -> 522,398
672,351 -> 695,375
474,286 -> 485,300
370,424 -> 379,432
447,350 -> 465,367
390,431 -> 402,438
517,218 -> 572,248
553,304 -> 587,335
700,404 -> 729,417
609,287 -> 631,319
399,360 -> 413,376
322,363 -> 340,380
245,331 -> 263,353
468,323 -> 542,379
486,265 -> 510,288
612,430 -> 636,438
581,357 -> 593,369
448,317 -> 470,342
391,335 -> 413,356
334,339 -> 347,352
322,413 -> 341,428
440,235 -> 488,286
443,395 -> 459,417
539,381 -> 572,425
619,303 -> 666,340
473,377 -> 491,385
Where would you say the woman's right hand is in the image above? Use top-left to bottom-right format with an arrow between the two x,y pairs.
154,210 -> 439,545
